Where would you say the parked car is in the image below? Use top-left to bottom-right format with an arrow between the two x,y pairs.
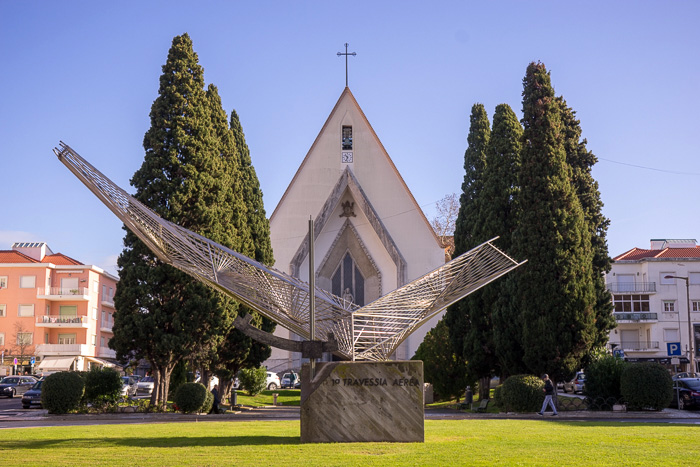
0,376 -> 37,398
671,377 -> 700,410
563,372 -> 586,394
21,380 -> 43,409
281,372 -> 300,389
121,376 -> 138,397
136,376 -> 155,395
672,372 -> 699,381
266,372 -> 281,390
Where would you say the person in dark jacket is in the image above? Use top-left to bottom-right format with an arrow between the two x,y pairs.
538,374 -> 558,416
210,384 -> 221,414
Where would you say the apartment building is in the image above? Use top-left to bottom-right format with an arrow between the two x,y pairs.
607,239 -> 700,373
0,242 -> 118,375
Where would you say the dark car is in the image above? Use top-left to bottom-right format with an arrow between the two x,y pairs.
0,376 -> 37,398
21,380 -> 43,409
671,377 -> 700,410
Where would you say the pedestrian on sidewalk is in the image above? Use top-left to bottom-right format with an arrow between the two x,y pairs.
538,374 -> 558,416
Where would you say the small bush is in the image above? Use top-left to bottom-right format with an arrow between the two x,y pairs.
494,375 -> 544,413
173,382 -> 208,414
42,372 -> 85,414
83,367 -> 122,408
620,362 -> 673,410
202,390 -> 214,414
585,354 -> 627,406
239,367 -> 267,396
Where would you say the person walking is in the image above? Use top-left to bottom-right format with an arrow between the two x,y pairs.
538,374 -> 558,416
210,384 -> 221,414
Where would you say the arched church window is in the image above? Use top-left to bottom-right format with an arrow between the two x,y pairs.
331,253 -> 364,306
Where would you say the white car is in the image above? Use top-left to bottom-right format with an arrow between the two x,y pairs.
266,372 -> 281,390
136,376 -> 155,395
120,376 -> 137,397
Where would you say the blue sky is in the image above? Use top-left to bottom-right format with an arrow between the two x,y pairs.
1,1 -> 699,276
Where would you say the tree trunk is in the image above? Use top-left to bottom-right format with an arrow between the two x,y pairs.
479,376 -> 491,400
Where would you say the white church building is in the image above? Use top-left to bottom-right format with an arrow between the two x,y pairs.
265,87 -> 446,372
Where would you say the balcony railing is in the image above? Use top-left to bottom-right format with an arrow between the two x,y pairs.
100,318 -> 114,333
101,297 -> 115,308
98,347 -> 116,359
36,343 -> 91,355
606,282 -> 656,293
36,287 -> 90,300
36,314 -> 89,327
620,341 -> 659,351
613,312 -> 658,322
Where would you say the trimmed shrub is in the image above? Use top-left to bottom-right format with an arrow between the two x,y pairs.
83,367 -> 122,407
174,382 -> 208,414
494,375 -> 544,413
584,354 -> 627,407
202,390 -> 214,414
42,371 -> 85,414
620,362 -> 673,411
239,367 -> 267,396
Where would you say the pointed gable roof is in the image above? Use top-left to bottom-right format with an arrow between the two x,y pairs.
270,87 -> 439,246
42,253 -> 83,265
0,250 -> 38,263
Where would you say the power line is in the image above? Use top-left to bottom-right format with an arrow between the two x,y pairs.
598,157 -> 700,176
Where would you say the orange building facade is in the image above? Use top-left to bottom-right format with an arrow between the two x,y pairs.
0,242 -> 118,375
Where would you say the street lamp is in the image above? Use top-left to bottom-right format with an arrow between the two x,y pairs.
665,275 -> 696,374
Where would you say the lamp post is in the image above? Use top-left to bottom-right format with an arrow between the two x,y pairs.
665,275 -> 696,374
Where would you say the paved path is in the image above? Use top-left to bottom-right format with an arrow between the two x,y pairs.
2,405 -> 700,429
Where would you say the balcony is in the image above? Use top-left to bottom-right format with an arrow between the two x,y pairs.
37,287 -> 90,301
613,312 -> 658,323
101,297 -> 115,308
36,343 -> 91,356
606,282 -> 656,294
36,314 -> 89,328
100,318 -> 114,333
98,347 -> 116,359
620,340 -> 660,352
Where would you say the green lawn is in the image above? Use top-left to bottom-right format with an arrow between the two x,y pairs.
1,420 -> 698,466
232,389 -> 300,407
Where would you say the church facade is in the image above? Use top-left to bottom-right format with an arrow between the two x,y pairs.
265,88 -> 446,372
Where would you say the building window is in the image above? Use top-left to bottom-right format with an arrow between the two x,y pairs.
19,276 -> 36,289
45,333 -> 49,344
101,336 -> 105,348
612,295 -> 650,312
92,334 -> 96,346
331,253 -> 365,306
690,273 -> 700,285
59,305 -> 77,317
0,304 -> 5,317
693,301 -> 700,312
663,301 -> 675,312
17,332 -> 33,345
93,307 -> 98,320
58,333 -> 76,345
0,276 -> 7,289
342,126 -> 353,150
664,328 -> 680,342
93,280 -> 99,293
0,333 -> 4,346
18,304 -> 34,317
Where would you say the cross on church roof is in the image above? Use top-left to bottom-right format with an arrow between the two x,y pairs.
337,42 -> 356,88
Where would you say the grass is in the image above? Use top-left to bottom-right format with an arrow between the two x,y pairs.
232,389 -> 300,407
1,420 -> 698,466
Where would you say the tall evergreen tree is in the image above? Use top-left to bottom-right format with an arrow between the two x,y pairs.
480,104 -> 526,378
557,97 -> 614,351
513,62 -> 596,382
111,34 -> 236,408
444,104 -> 490,396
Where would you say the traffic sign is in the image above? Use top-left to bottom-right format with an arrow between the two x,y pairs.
30,357 -> 35,365
667,342 -> 682,356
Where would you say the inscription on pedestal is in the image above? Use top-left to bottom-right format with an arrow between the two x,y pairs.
300,360 -> 424,443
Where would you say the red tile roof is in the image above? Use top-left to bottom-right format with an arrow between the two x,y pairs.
0,250 -> 83,265
614,247 -> 700,261
42,253 -> 83,266
0,250 -> 38,263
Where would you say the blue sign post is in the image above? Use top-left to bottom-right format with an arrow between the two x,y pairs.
667,342 -> 682,356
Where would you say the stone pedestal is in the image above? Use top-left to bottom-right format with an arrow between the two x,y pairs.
300,360 -> 424,443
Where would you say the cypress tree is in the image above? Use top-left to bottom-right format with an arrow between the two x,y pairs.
557,97 -> 614,351
480,104 -> 526,378
112,34 -> 236,408
444,104 -> 490,395
513,62 -> 596,382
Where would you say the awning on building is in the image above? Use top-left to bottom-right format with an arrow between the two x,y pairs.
85,357 -> 120,368
37,356 -> 75,371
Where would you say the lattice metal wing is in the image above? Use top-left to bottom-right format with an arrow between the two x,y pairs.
54,141 -> 524,362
